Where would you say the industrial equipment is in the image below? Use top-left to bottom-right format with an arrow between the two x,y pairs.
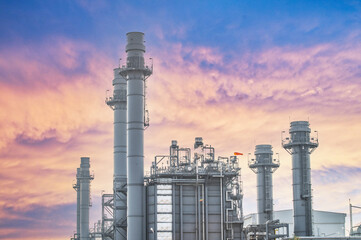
282,121 -> 318,236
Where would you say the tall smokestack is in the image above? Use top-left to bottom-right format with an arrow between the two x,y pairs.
249,145 -> 279,224
282,121 -> 318,236
73,168 -> 81,239
79,157 -> 93,240
120,32 -> 152,240
106,68 -> 127,240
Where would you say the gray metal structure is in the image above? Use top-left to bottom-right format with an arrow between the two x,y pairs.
77,157 -> 94,240
106,68 -> 128,240
102,193 -> 115,240
349,200 -> 361,236
118,32 -> 152,240
248,145 -> 279,225
146,138 -> 244,240
282,121 -> 318,237
73,168 -> 81,239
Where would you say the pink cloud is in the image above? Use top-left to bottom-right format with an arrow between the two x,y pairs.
0,34 -> 361,238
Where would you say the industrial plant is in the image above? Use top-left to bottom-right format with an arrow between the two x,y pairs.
70,32 -> 361,240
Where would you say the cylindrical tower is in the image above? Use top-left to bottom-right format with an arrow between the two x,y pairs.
282,121 -> 318,236
121,32 -> 152,240
73,168 -> 81,239
106,68 -> 127,240
79,157 -> 93,240
249,144 -> 279,224
170,140 -> 179,167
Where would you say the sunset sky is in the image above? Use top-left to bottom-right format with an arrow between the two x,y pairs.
0,0 -> 361,239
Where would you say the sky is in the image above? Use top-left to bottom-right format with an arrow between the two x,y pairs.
0,0 -> 361,239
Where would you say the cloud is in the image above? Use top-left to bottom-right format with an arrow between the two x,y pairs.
0,30 -> 361,238
0,203 -> 75,240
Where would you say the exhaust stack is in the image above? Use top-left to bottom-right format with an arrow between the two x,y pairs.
106,68 -> 128,239
73,168 -> 81,239
249,145 -> 279,224
119,32 -> 152,240
282,121 -> 318,236
79,157 -> 93,240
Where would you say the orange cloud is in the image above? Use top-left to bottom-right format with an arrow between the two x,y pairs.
0,35 -> 361,238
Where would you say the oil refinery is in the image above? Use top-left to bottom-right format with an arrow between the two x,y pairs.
70,32 -> 361,240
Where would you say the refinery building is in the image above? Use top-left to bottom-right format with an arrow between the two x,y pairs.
70,32 -> 360,240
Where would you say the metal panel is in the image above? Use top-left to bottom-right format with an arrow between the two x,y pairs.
157,222 -> 172,231
157,204 -> 172,213
158,189 -> 172,195
158,195 -> 172,204
157,214 -> 172,222
157,232 -> 172,240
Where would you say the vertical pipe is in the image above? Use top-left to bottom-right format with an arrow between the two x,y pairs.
350,199 -> 353,235
107,68 -> 127,240
154,185 -> 157,239
80,157 -> 91,240
172,183 -> 176,240
202,184 -> 205,240
220,178 -> 224,240
125,32 -> 150,240
195,185 -> 198,240
180,185 -> 183,240
102,194 -> 105,238
205,184 -> 209,240
198,185 -> 201,240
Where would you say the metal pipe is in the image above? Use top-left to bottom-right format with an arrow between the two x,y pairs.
195,185 -> 198,240
180,185 -> 183,240
202,184 -> 205,240
107,68 -> 127,240
172,183 -> 175,240
350,199 -> 353,235
198,185 -> 201,240
221,177 -> 224,240
80,157 -> 92,240
205,184 -> 209,240
124,32 -> 152,240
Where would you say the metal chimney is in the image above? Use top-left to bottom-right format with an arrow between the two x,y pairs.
249,144 -> 279,224
120,32 -> 152,240
106,68 -> 127,240
282,121 -> 318,236
79,157 -> 93,240
73,168 -> 81,239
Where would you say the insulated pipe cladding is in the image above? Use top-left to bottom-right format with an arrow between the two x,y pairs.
249,145 -> 279,225
79,157 -> 93,240
282,121 -> 318,237
106,68 -> 127,240
120,32 -> 152,240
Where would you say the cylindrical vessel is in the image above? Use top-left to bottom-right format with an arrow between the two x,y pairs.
111,68 -> 127,240
283,121 -> 318,236
254,145 -> 275,224
290,121 -> 312,236
80,157 -> 91,240
126,32 -> 146,240
76,168 -> 81,238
